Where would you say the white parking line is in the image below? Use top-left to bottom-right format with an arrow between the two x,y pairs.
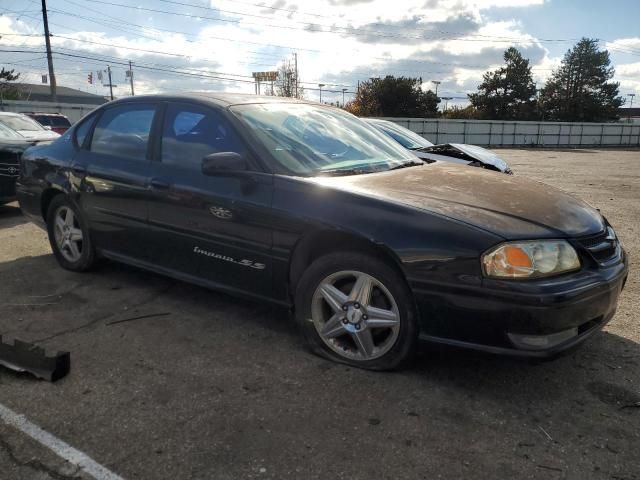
0,402 -> 125,480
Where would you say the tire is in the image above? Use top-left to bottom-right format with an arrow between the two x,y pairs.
295,252 -> 418,371
46,195 -> 96,272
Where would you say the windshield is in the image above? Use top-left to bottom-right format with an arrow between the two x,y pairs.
369,120 -> 434,150
0,115 -> 46,132
230,103 -> 417,176
0,121 -> 24,139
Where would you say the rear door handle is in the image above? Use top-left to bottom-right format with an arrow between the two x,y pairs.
150,177 -> 170,189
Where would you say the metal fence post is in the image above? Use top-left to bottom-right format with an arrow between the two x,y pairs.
463,121 -> 467,143
600,124 -> 604,146
489,122 -> 493,147
435,119 -> 440,144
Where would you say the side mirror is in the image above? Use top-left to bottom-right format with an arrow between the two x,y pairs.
43,126 -> 52,131
202,152 -> 247,176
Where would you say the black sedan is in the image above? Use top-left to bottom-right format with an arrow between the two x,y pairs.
16,94 -> 628,370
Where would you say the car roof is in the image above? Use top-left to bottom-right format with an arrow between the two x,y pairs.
0,112 -> 26,117
107,92 -> 315,108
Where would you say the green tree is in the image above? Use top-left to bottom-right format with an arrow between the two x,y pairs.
0,67 -> 21,100
540,38 -> 623,121
468,47 -> 537,120
345,76 -> 439,117
442,105 -> 481,119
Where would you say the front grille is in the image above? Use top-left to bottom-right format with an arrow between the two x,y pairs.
0,152 -> 20,178
577,229 -> 619,265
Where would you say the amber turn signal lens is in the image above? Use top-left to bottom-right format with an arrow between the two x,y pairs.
504,246 -> 533,268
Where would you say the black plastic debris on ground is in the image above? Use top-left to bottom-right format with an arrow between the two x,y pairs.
0,336 -> 70,382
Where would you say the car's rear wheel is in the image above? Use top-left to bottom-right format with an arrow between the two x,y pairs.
295,252 -> 418,370
46,195 -> 96,271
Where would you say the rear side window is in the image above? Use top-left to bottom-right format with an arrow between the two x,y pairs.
34,115 -> 50,126
50,116 -> 71,127
161,103 -> 245,171
90,104 -> 156,160
74,116 -> 95,148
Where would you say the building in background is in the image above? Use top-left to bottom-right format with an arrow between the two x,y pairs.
7,83 -> 108,106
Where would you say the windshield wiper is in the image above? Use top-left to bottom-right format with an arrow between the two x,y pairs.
315,167 -> 374,177
387,160 -> 424,171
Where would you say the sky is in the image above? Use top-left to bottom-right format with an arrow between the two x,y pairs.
0,0 -> 639,107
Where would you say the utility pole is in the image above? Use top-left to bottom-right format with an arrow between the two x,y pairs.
341,88 -> 347,106
107,65 -> 114,101
628,93 -> 636,121
41,0 -> 57,102
294,52 -> 298,98
318,83 -> 325,103
431,80 -> 441,97
128,60 -> 135,96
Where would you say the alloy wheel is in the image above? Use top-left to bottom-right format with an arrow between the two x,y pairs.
53,206 -> 84,263
311,270 -> 401,361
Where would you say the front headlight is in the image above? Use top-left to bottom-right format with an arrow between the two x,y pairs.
482,240 -> 581,279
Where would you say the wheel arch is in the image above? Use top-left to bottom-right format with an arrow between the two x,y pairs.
288,229 -> 409,299
40,186 -> 66,220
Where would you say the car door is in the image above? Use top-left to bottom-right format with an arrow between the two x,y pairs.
73,102 -> 159,260
147,101 -> 274,298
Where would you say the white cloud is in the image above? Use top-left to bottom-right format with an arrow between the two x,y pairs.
0,0 -> 621,104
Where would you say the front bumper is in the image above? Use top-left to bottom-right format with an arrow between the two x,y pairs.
412,251 -> 629,358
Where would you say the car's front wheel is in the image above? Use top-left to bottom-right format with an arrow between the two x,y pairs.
295,252 -> 418,370
46,195 -> 96,271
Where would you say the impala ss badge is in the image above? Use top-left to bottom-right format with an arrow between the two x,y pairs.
209,206 -> 233,219
193,246 -> 265,270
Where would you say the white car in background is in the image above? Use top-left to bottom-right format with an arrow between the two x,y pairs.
0,112 -> 60,142
365,118 -> 513,175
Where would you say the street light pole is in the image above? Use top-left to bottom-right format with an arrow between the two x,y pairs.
341,88 -> 347,106
628,93 -> 636,121
318,83 -> 325,103
441,97 -> 453,113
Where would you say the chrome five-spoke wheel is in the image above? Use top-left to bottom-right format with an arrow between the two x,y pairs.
53,206 -> 84,263
311,270 -> 400,361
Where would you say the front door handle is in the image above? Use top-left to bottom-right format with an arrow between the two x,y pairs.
150,177 -> 170,189
71,164 -> 86,176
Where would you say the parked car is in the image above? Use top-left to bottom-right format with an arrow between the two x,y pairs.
24,112 -> 72,135
17,94 -> 628,370
365,118 -> 512,174
0,122 -> 35,205
0,112 -> 60,142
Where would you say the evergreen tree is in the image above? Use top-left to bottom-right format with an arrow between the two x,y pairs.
540,38 -> 623,121
0,67 -> 21,100
468,47 -> 537,120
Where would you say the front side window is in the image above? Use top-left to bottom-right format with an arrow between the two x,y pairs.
90,104 -> 156,160
230,103 -> 416,176
74,115 -> 95,148
161,103 -> 245,170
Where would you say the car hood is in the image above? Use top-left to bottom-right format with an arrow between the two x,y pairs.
415,143 -> 511,173
310,163 -> 605,239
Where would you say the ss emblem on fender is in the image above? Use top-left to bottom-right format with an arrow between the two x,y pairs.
209,206 -> 233,219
